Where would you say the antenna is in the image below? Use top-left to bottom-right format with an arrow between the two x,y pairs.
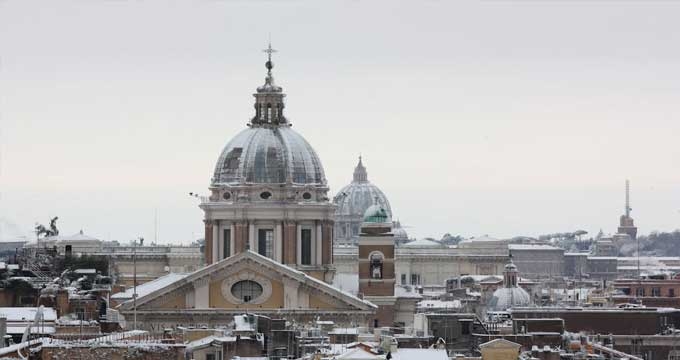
626,179 -> 631,218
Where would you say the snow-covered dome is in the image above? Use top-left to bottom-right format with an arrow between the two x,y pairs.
392,220 -> 409,244
488,258 -> 531,311
333,157 -> 393,244
211,49 -> 326,187
212,126 -> 326,185
488,287 -> 531,311
334,157 -> 391,215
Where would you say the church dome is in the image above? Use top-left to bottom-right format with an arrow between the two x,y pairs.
363,204 -> 390,223
333,157 -> 392,219
211,47 -> 326,187
488,287 -> 531,311
212,126 -> 326,185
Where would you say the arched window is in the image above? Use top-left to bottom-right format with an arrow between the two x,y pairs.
369,252 -> 384,279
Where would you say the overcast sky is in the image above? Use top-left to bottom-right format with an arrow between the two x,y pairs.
1,1 -> 680,244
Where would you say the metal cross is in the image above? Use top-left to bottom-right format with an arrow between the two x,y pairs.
263,42 -> 277,62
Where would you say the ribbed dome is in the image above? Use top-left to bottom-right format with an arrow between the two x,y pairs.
488,287 -> 531,311
334,157 -> 392,218
212,126 -> 326,185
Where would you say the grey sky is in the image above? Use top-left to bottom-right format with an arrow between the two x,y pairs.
1,1 -> 679,244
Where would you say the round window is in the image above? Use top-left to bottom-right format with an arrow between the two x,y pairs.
302,192 -> 312,200
231,280 -> 263,303
260,191 -> 272,200
222,192 -> 231,200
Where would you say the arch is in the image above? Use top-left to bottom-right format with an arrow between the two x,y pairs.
369,251 -> 385,280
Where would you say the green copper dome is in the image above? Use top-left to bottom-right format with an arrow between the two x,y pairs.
363,204 -> 389,223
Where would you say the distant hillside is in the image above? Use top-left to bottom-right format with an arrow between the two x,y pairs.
619,230 -> 680,256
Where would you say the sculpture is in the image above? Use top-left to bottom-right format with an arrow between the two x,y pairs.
35,217 -> 59,238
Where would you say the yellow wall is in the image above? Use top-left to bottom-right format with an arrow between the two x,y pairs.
148,292 -> 186,310
481,347 -> 520,360
208,276 -> 285,309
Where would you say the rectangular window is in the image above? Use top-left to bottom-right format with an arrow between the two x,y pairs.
652,287 -> 661,297
670,288 -> 676,297
411,274 -> 420,285
301,229 -> 312,265
223,229 -> 231,259
401,274 -> 406,285
636,288 -> 645,297
258,229 -> 273,258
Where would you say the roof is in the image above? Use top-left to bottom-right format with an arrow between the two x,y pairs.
402,238 -> 446,248
111,273 -> 189,300
479,338 -> 521,349
508,244 -> 562,251
391,349 -> 449,360
0,307 -> 57,322
118,251 -> 377,311
460,235 -> 503,243
45,231 -> 100,242
336,347 -> 381,360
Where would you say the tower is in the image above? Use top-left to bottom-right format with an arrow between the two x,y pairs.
617,179 -> 637,239
358,200 -> 395,328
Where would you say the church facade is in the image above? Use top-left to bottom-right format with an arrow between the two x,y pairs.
117,47 -> 376,328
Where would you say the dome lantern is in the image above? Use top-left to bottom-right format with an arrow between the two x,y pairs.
251,42 -> 287,126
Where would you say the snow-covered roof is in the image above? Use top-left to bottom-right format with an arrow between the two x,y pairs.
45,231 -> 101,242
0,307 -> 57,322
509,244 -> 561,251
336,347 -> 381,360
7,325 -> 56,334
417,300 -> 462,309
392,348 -> 449,360
329,327 -> 359,335
111,273 -> 189,300
460,235 -> 503,243
394,286 -> 423,299
402,238 -> 446,248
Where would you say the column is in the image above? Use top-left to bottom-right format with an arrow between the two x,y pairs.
204,220 -> 213,265
248,223 -> 255,252
275,223 -> 283,262
316,223 -> 323,265
212,223 -> 219,264
296,225 -> 302,265
283,221 -> 297,265
216,221 -> 223,262
230,223 -> 236,256
322,221 -> 333,265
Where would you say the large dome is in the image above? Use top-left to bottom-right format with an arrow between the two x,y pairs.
488,287 -> 531,311
334,157 -> 392,218
212,126 -> 326,185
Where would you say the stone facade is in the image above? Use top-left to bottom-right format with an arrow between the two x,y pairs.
117,251 -> 376,330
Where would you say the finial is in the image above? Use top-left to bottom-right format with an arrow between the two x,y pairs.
263,42 -> 277,76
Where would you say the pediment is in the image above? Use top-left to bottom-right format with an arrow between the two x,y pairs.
119,251 -> 376,312
479,338 -> 521,349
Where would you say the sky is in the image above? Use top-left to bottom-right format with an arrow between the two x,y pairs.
1,1 -> 680,244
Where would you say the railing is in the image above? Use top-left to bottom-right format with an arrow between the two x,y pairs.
47,332 -> 175,344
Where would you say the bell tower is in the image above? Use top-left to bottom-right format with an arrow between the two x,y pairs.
358,200 -> 395,328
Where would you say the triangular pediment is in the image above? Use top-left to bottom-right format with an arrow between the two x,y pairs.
118,251 -> 376,312
479,338 -> 521,349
